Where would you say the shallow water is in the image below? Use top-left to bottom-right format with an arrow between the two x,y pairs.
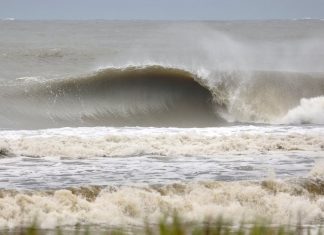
0,126 -> 323,190
0,153 -> 319,190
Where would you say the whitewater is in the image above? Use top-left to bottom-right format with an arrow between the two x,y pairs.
0,20 -> 323,229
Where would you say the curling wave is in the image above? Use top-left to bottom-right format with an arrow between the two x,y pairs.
0,66 -> 220,129
0,65 -> 324,129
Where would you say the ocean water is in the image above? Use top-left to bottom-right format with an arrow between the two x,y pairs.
0,20 -> 323,229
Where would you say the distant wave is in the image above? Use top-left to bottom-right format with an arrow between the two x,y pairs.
0,65 -> 323,129
1,17 -> 15,21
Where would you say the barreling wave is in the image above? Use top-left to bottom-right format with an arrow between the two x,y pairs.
0,66 -> 220,129
0,65 -> 324,129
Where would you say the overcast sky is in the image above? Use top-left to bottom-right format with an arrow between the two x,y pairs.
1,0 -> 324,20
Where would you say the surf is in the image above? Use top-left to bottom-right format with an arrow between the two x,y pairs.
0,65 -> 323,129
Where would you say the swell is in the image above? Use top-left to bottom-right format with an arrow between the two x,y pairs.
0,65 -> 324,129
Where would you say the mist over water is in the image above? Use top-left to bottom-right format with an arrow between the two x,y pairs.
0,20 -> 323,229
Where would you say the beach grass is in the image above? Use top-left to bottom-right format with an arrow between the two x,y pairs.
1,216 -> 322,235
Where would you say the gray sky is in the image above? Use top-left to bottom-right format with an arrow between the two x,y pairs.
1,0 -> 324,20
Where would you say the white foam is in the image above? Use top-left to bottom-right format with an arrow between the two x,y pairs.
0,180 -> 322,229
280,96 -> 324,124
309,160 -> 324,177
0,126 -> 323,158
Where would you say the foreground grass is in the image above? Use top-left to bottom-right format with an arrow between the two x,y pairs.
1,216 -> 322,235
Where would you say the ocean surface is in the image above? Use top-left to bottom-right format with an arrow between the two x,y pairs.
0,20 -> 323,229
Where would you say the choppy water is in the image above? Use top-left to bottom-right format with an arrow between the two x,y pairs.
0,20 -> 323,229
0,125 -> 322,189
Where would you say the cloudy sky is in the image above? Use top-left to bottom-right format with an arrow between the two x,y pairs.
0,0 -> 323,20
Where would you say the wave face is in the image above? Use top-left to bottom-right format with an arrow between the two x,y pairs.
0,66 -> 221,129
1,65 -> 324,128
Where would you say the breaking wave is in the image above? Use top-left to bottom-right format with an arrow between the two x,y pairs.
0,177 -> 323,229
0,65 -> 323,129
280,96 -> 324,124
0,125 -> 323,158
